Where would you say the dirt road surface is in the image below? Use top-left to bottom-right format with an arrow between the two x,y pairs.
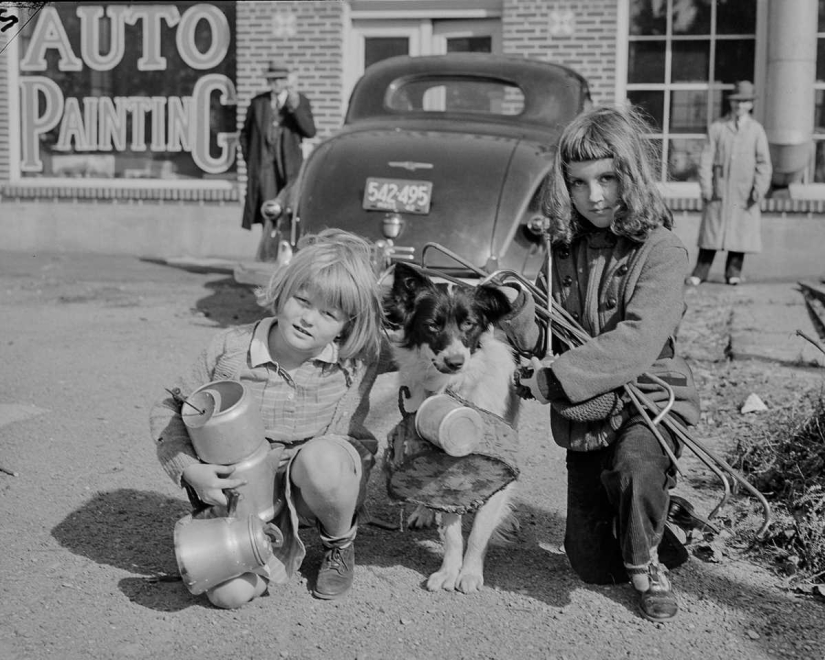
1,251 -> 823,660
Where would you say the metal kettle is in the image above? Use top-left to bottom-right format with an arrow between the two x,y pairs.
174,490 -> 284,596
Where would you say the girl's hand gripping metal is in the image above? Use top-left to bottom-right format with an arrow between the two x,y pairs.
516,356 -> 554,404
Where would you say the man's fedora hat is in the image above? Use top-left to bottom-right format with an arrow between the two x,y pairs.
263,59 -> 290,79
728,80 -> 756,101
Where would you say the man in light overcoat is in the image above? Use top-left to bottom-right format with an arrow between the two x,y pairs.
687,81 -> 772,286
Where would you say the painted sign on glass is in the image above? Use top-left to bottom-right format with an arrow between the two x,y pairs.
17,1 -> 237,180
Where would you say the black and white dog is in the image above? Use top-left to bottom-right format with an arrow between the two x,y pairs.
382,262 -> 519,593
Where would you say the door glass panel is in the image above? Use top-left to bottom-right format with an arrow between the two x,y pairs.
814,141 -> 825,182
671,40 -> 709,82
717,0 -> 756,34
714,39 -> 755,84
628,42 -> 666,83
710,88 -> 724,119
627,90 -> 664,131
817,40 -> 825,82
668,138 -> 703,182
647,138 -> 664,178
629,0 -> 667,36
670,89 -> 707,133
671,0 -> 711,35
446,36 -> 492,53
364,37 -> 409,69
816,89 -> 825,132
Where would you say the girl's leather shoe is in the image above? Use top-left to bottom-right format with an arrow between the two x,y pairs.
313,543 -> 355,600
633,563 -> 678,622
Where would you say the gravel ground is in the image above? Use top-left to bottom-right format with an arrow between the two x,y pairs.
0,251 -> 823,660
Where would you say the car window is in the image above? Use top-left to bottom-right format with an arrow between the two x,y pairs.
386,76 -> 525,116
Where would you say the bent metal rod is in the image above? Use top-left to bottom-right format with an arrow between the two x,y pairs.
416,242 -> 771,539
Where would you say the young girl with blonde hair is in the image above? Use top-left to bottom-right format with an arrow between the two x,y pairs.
150,229 -> 389,608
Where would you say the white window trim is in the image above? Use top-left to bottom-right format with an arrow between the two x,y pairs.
616,0 -> 769,194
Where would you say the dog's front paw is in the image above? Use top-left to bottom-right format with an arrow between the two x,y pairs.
456,569 -> 484,594
426,567 -> 460,592
407,504 -> 436,529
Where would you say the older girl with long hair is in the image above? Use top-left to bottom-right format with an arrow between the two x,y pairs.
501,106 -> 700,622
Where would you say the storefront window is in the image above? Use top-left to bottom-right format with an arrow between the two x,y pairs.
16,1 -> 237,181
627,0 -> 756,183
813,1 -> 825,181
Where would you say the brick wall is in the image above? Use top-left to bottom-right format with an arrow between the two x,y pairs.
236,0 -> 347,152
502,0 -> 618,106
0,21 -> 11,181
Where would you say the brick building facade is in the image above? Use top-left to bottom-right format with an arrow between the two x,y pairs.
0,0 -> 821,259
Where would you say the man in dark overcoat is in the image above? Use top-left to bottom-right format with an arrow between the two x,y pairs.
239,60 -> 316,251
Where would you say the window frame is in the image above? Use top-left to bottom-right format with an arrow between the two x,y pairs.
617,0 -> 768,194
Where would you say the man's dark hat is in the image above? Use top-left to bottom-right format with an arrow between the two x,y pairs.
263,59 -> 290,79
728,80 -> 756,101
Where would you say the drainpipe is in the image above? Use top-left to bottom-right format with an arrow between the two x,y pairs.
763,0 -> 818,186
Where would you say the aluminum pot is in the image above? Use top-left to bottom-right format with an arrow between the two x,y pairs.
211,441 -> 285,522
415,393 -> 483,457
174,491 -> 284,596
182,380 -> 265,465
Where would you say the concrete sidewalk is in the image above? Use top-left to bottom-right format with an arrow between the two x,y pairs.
724,280 -> 825,368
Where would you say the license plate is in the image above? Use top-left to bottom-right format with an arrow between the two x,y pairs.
362,177 -> 433,215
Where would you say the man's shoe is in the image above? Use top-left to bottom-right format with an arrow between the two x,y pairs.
684,276 -> 702,286
726,276 -> 742,285
668,495 -> 720,534
632,563 -> 678,622
313,543 -> 354,600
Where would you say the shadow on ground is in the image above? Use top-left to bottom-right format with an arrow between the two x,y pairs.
51,489 -> 195,612
49,483 -> 810,644
138,258 -> 263,328
194,276 -> 263,327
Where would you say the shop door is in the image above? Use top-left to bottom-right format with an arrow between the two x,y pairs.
345,19 -> 501,102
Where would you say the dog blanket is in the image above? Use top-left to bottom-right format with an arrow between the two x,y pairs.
384,389 -> 519,514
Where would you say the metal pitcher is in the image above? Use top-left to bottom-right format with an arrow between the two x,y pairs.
174,491 -> 284,596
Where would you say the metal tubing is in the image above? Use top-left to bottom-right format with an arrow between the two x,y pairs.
637,372 -> 676,425
630,385 -> 733,520
663,417 -> 732,521
623,386 -> 683,476
631,386 -> 771,538
411,249 -> 772,539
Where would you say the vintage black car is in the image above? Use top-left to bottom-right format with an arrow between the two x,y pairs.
265,53 -> 591,278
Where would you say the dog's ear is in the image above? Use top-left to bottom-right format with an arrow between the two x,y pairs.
382,262 -> 432,327
391,262 -> 431,294
473,284 -> 513,324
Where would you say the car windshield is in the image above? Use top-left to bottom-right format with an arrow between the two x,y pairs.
385,76 -> 525,116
